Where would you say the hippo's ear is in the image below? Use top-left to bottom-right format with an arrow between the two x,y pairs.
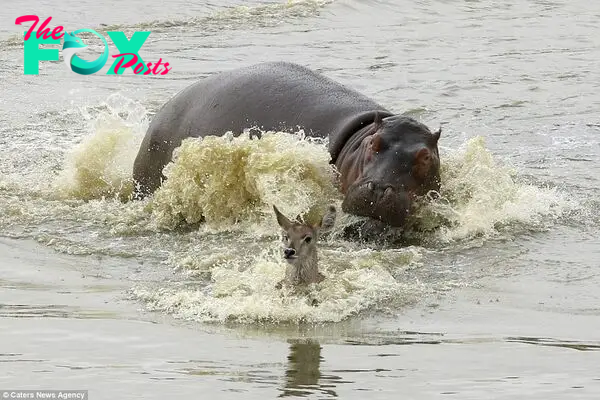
369,112 -> 386,154
432,126 -> 442,143
373,111 -> 384,130
273,205 -> 293,230
413,148 -> 433,179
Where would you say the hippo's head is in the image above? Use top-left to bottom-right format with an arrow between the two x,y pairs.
339,114 -> 441,228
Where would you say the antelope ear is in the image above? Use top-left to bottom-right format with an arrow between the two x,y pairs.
314,205 -> 337,233
412,148 -> 433,179
273,205 -> 293,230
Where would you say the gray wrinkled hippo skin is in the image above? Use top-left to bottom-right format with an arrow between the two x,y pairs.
133,61 -> 441,228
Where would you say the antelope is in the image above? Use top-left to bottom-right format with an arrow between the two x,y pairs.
273,204 -> 337,289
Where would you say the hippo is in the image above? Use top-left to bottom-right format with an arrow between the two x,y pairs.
132,61 -> 441,228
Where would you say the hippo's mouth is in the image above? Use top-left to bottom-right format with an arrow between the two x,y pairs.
341,181 -> 414,228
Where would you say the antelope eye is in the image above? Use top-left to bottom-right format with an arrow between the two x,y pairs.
304,236 -> 312,244
282,233 -> 289,241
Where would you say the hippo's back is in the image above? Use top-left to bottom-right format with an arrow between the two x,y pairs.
150,61 -> 385,140
133,61 -> 389,197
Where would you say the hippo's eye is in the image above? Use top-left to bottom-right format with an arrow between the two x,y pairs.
304,236 -> 312,244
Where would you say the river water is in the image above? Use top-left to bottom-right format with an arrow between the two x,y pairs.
1,0 -> 599,398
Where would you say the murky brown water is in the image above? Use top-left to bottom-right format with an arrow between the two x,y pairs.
1,0 -> 599,398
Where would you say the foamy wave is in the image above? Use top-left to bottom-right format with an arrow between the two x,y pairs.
131,244 -> 425,324
412,136 -> 576,243
149,131 -> 341,230
49,105 -> 573,245
52,94 -> 149,201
